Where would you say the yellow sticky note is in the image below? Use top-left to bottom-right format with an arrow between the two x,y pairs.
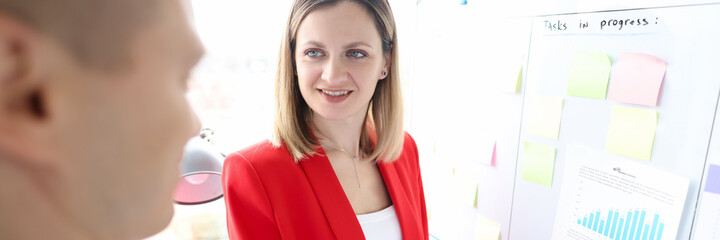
511,66 -> 522,93
567,52 -> 612,99
521,142 -> 555,187
475,214 -> 501,240
426,199 -> 433,222
497,65 -> 522,93
481,54 -> 522,93
526,95 -> 564,139
452,168 -> 479,207
605,106 -> 658,161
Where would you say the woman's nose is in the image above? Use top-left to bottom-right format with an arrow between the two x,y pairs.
321,57 -> 348,84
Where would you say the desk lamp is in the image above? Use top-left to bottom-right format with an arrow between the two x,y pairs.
173,129 -> 224,205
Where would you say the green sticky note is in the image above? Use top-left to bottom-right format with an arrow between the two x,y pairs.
605,106 -> 658,161
567,52 -> 612,99
502,66 -> 522,93
521,142 -> 555,187
453,168 -> 479,207
474,214 -> 501,240
526,95 -> 564,139
484,55 -> 522,93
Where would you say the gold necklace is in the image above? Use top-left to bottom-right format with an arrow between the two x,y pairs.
324,145 -> 362,189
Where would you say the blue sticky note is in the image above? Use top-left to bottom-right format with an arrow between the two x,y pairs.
705,164 -> 720,194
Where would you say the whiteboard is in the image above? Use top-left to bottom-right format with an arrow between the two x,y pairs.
468,0 -> 720,17
411,1 -> 720,239
411,2 -> 532,239
511,4 -> 720,239
693,71 -> 720,239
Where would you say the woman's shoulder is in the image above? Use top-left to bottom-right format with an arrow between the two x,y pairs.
224,140 -> 295,172
388,131 -> 419,166
401,131 -> 418,157
402,131 -> 417,150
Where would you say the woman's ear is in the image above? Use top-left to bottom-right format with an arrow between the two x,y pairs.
379,53 -> 392,80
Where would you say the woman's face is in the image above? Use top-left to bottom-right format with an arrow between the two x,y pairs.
294,1 -> 388,121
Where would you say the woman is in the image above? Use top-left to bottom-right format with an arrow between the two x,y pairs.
222,0 -> 428,239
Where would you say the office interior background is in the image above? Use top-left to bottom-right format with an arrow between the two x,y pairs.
148,0 -> 720,239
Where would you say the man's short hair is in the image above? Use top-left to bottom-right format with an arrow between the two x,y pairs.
0,0 -> 157,71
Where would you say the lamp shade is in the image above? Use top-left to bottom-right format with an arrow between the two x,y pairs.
173,136 -> 224,205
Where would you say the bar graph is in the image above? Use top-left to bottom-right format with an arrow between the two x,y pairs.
576,209 -> 664,240
553,147 -> 689,240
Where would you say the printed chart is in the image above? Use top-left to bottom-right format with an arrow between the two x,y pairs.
552,145 -> 689,240
575,208 -> 665,240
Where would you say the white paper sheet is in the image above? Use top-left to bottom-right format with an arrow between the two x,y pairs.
552,145 -> 689,240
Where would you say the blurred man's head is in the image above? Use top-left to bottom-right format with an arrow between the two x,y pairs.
0,0 -> 203,239
0,0 -> 159,70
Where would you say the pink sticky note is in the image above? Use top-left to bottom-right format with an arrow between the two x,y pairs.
491,143 -> 496,166
476,139 -> 496,167
608,53 -> 667,106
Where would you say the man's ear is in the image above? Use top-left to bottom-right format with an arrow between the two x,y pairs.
0,14 -> 56,166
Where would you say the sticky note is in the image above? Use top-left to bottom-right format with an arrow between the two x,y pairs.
483,59 -> 522,93
474,214 -> 501,240
488,142 -> 497,166
452,168 -> 479,207
475,137 -> 496,166
496,65 -> 522,93
510,66 -> 522,93
608,53 -> 667,106
426,199 -> 433,221
526,95 -> 564,139
567,52 -> 612,99
436,135 -> 496,166
521,142 -> 555,187
605,106 -> 658,161
705,164 -> 720,194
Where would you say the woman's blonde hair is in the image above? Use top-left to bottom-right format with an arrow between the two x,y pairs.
272,0 -> 404,162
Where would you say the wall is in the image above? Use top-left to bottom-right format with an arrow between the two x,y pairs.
413,1 -> 720,239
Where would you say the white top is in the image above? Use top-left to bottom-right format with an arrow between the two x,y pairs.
356,205 -> 403,240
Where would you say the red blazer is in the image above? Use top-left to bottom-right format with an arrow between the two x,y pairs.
222,132 -> 428,240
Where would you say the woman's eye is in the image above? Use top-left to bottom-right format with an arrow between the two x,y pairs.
305,50 -> 324,57
347,51 -> 366,58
